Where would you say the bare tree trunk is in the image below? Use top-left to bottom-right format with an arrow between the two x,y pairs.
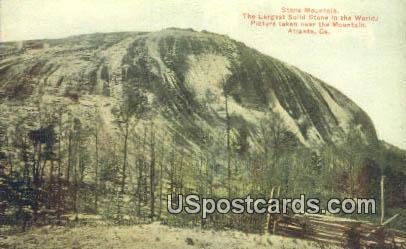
119,122 -> 129,216
40,159 -> 47,187
7,136 -> 13,176
94,127 -> 99,213
158,137 -> 165,219
74,151 -> 79,222
380,175 -> 385,225
66,132 -> 72,184
22,135 -> 30,185
47,160 -> 54,209
73,122 -> 81,222
137,158 -> 142,216
117,120 -> 129,216
149,123 -> 155,219
178,149 -> 184,194
169,136 -> 176,195
32,142 -> 42,223
137,127 -> 148,216
56,111 -> 63,223
225,94 -> 231,198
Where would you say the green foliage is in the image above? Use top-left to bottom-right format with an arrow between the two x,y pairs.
0,29 -> 404,234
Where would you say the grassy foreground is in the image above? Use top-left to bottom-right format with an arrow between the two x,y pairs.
0,222 -> 340,249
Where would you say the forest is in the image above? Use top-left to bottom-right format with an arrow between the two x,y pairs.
1,79 -> 404,234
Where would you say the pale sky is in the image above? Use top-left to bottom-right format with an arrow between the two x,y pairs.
1,0 -> 405,149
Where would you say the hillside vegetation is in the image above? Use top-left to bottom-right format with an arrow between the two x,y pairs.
0,29 -> 404,247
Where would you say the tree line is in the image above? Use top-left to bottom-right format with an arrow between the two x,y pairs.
0,82 -> 398,232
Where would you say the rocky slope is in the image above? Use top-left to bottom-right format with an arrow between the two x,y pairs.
0,28 -> 378,149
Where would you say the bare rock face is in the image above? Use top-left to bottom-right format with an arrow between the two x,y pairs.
0,28 -> 377,149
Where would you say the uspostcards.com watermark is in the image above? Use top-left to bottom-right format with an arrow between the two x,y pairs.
167,194 -> 376,219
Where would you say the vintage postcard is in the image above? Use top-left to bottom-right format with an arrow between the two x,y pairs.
0,0 -> 405,248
